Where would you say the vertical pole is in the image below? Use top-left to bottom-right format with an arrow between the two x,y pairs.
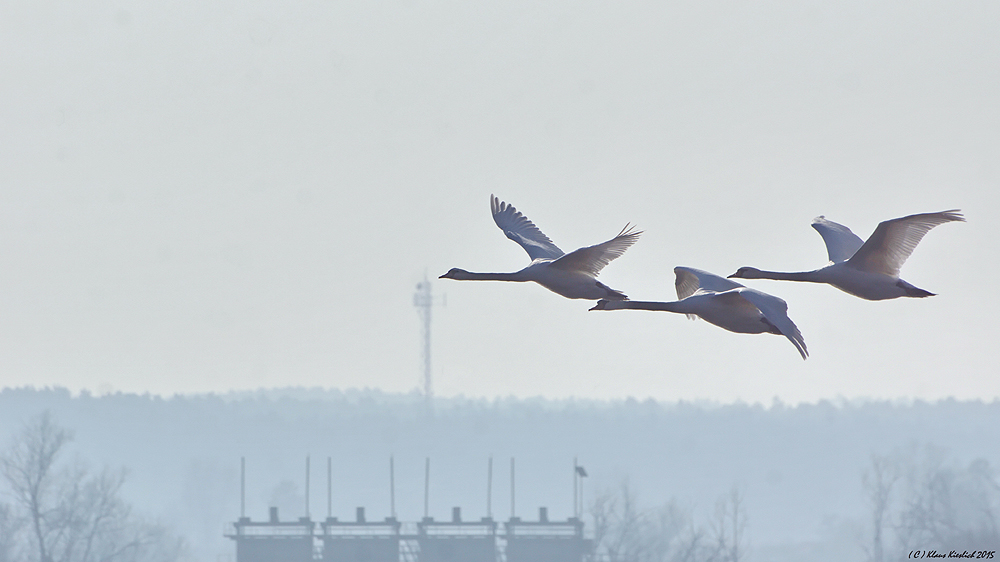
510,457 -> 515,519
240,456 -> 245,518
305,455 -> 310,518
424,285 -> 431,404
487,456 -> 493,519
414,277 -> 434,413
573,457 -> 578,518
424,457 -> 430,518
390,456 -> 396,519
327,457 -> 332,519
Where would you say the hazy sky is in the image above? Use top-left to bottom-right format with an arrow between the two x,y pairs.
2,1 -> 997,404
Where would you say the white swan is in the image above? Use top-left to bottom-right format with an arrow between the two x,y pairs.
440,195 -> 641,300
728,210 -> 965,301
590,267 -> 808,359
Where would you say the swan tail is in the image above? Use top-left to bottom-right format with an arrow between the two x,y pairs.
897,280 -> 935,298
589,299 -> 610,311
596,281 -> 628,301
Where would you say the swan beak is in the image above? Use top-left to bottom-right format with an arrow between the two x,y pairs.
726,272 -> 738,279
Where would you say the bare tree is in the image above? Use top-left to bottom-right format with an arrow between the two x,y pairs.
861,453 -> 900,562
588,479 -> 726,562
1,411 -> 73,562
590,480 -> 651,562
0,501 -> 25,562
589,484 -> 615,560
955,458 -> 1000,544
898,447 -> 955,549
903,455 -> 1000,548
708,485 -> 747,562
860,447 -> 1000,560
654,502 -> 707,562
0,412 -> 185,562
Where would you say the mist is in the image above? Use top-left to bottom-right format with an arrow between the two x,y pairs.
3,0 -> 998,561
2,388 -> 998,561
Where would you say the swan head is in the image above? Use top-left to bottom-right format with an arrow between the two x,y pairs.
439,268 -> 470,280
728,267 -> 763,279
589,299 -> 611,311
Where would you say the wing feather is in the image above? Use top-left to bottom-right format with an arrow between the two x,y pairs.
674,266 -> 745,300
847,210 -> 964,277
737,288 -> 809,360
811,216 -> 865,263
549,224 -> 642,276
490,195 -> 564,261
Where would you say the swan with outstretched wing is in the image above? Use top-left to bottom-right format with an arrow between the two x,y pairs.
440,195 -> 641,300
592,267 -> 808,360
729,210 -> 964,300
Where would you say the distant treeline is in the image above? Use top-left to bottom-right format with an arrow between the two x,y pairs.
0,387 -> 998,561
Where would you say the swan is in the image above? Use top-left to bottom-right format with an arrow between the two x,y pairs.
728,210 -> 965,301
590,267 -> 808,360
440,195 -> 641,300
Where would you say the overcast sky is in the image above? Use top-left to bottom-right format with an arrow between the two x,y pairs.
2,1 -> 997,404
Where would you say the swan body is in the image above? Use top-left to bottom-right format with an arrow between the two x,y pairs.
591,267 -> 808,360
729,210 -> 964,301
440,195 -> 641,300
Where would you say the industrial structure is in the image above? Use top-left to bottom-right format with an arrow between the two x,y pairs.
226,457 -> 592,562
412,275 -> 443,406
228,507 -> 588,562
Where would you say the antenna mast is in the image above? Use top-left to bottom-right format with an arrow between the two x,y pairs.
413,274 -> 443,407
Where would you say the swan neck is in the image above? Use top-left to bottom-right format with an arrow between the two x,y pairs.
752,270 -> 822,283
603,300 -> 685,313
456,271 -> 525,282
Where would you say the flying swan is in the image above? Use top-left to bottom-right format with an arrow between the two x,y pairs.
590,267 -> 808,360
440,195 -> 641,300
728,210 -> 964,301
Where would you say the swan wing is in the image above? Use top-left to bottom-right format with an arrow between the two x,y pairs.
811,216 -> 865,263
491,195 -> 564,261
847,210 -> 965,276
674,267 -> 745,300
549,224 -> 642,276
737,288 -> 809,360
